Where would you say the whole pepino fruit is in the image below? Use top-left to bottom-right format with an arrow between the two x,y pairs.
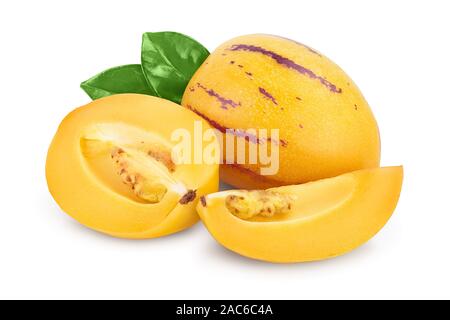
182,34 -> 380,189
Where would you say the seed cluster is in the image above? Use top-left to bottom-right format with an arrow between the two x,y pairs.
225,190 -> 294,220
111,147 -> 167,203
147,149 -> 176,172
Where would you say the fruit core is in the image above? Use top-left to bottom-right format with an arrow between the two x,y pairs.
80,123 -> 189,204
225,190 -> 295,220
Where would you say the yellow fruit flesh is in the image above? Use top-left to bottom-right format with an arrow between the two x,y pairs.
46,94 -> 219,239
182,34 -> 381,189
197,166 -> 403,263
81,123 -> 187,205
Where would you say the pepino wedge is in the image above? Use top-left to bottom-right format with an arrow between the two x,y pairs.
197,166 -> 403,263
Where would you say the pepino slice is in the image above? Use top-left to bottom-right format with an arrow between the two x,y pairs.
197,166 -> 403,263
46,94 -> 219,239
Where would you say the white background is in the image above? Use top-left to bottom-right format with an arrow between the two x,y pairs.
0,0 -> 449,300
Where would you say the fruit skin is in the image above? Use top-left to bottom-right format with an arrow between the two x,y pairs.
197,166 -> 403,263
46,94 -> 219,239
182,34 -> 381,189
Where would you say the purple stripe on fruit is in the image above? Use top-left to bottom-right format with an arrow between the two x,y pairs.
229,44 -> 342,94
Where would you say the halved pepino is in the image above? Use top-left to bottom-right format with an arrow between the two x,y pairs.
46,94 -> 219,239
197,166 -> 403,263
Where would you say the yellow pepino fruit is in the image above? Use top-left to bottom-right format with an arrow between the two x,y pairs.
197,166 -> 403,263
182,34 -> 381,189
46,94 -> 219,239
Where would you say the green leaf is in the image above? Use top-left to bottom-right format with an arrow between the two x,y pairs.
80,64 -> 157,100
141,32 -> 209,104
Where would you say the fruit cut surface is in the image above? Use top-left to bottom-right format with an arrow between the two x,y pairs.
46,94 -> 219,239
197,166 -> 403,263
